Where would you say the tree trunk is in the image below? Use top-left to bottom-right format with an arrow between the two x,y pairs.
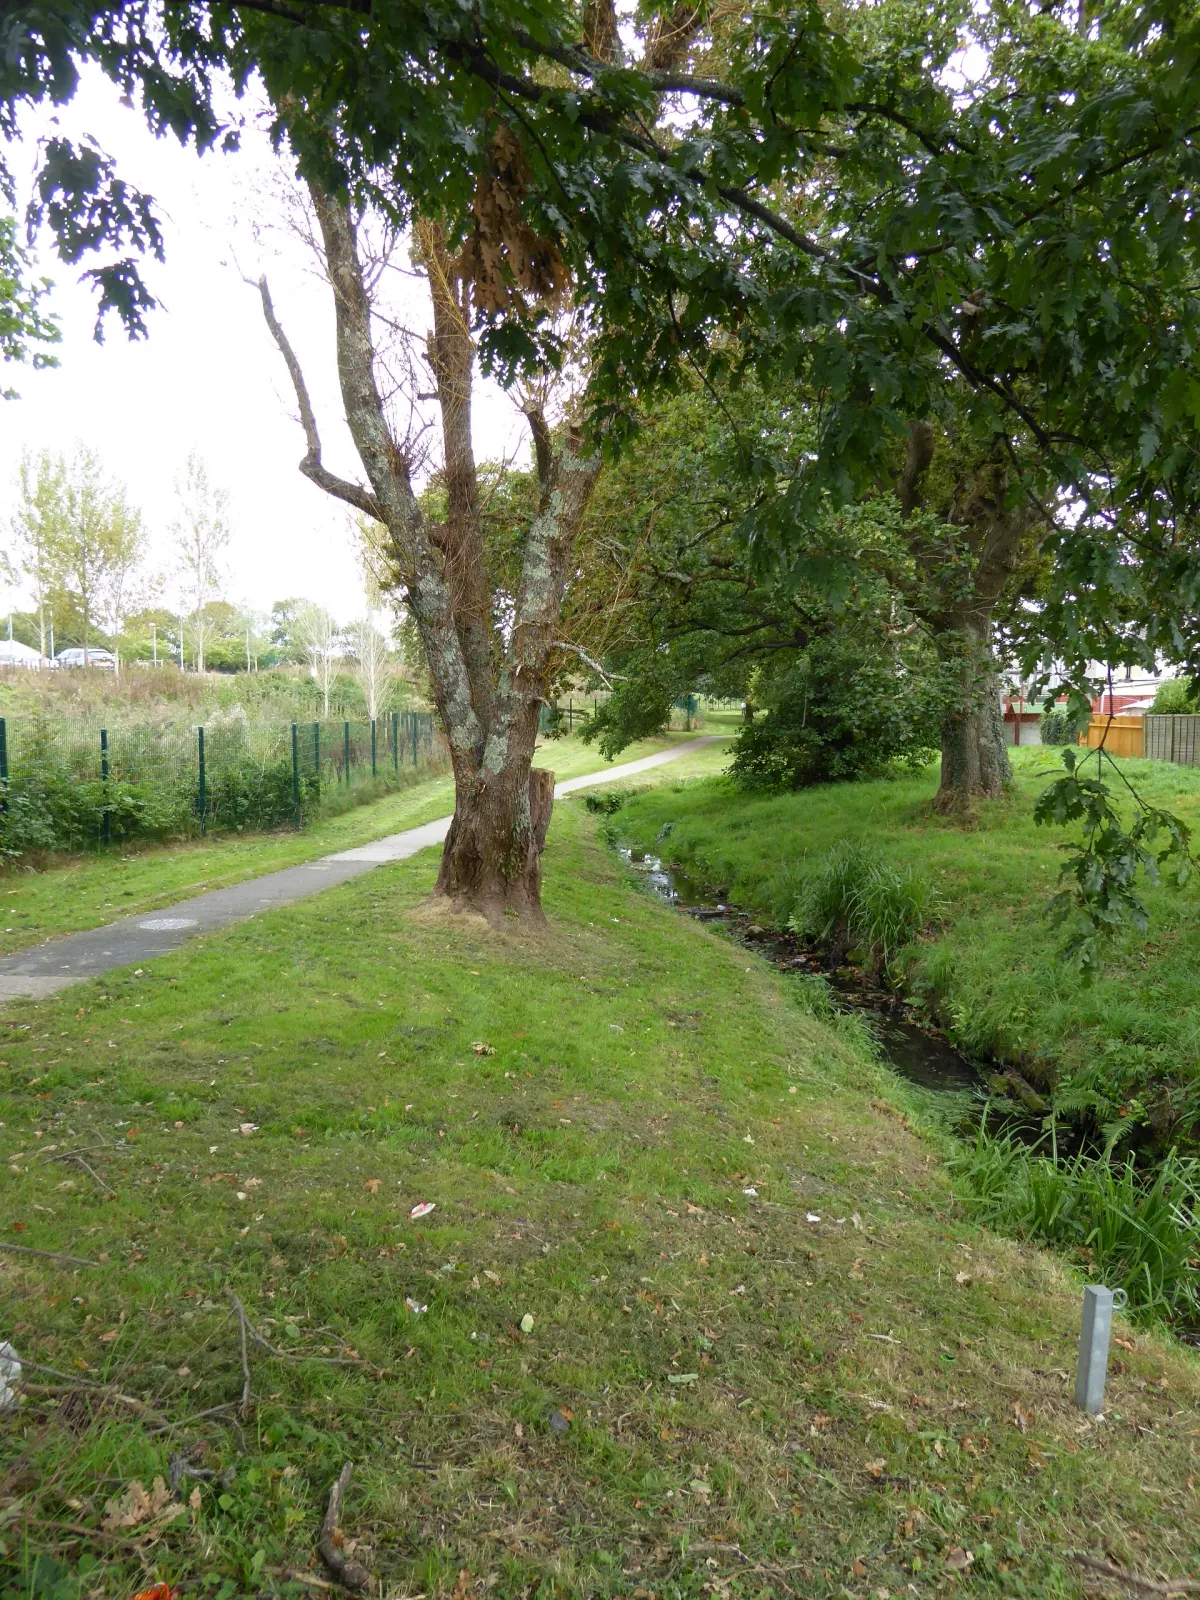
933,619 -> 1012,812
436,761 -> 555,922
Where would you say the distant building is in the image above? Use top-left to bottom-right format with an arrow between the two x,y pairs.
0,639 -> 50,670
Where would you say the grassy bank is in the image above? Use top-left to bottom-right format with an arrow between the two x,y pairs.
2,797 -> 1198,1599
0,730 -> 720,957
612,749 -> 1200,1151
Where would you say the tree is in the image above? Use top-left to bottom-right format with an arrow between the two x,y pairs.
258,198 -> 601,920
172,453 -> 230,672
0,214 -> 58,391
293,602 -> 340,717
347,616 -> 394,723
14,446 -> 146,663
10,449 -> 66,655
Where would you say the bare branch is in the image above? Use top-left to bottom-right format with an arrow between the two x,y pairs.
255,273 -> 384,521
552,640 -> 624,686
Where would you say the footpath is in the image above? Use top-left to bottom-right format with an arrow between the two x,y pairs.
0,737 -> 722,1002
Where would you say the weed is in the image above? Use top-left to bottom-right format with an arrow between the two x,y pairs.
785,839 -> 937,977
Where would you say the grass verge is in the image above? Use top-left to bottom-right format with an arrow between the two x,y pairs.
0,730 -> 716,958
1,797 -> 1198,1599
611,749 -> 1200,1150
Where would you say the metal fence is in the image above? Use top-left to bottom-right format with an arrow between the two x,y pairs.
0,709 -> 441,845
1144,714 -> 1200,766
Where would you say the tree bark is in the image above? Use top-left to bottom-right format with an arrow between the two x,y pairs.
933,617 -> 1012,812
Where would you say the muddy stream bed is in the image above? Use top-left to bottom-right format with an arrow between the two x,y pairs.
620,847 -> 983,1099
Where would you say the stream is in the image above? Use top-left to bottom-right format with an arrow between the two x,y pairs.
620,848 -> 984,1098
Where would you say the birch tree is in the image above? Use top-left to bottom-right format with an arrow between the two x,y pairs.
259,192 -> 601,922
293,601 -> 340,717
348,617 -> 394,723
172,453 -> 230,672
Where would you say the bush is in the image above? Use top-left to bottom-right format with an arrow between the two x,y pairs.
949,1123 -> 1200,1325
728,638 -> 944,791
1150,677 -> 1198,714
784,839 -> 937,977
1040,704 -> 1073,745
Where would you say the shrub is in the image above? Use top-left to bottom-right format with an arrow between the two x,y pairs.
1040,704 -> 1075,745
784,839 -> 937,977
1150,676 -> 1198,715
949,1123 -> 1200,1325
728,637 -> 944,791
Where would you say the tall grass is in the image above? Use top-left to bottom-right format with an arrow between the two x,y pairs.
949,1122 -> 1200,1325
784,840 -> 937,977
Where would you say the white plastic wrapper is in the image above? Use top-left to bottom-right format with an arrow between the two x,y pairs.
0,1342 -> 22,1412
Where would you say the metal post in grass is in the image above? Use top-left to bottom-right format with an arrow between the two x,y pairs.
411,713 -> 418,767
392,710 -> 399,774
100,727 -> 111,846
1074,1285 -> 1127,1413
197,725 -> 207,837
0,717 -> 7,816
344,720 -> 351,786
291,722 -> 301,829
371,718 -> 377,776
313,720 -> 320,778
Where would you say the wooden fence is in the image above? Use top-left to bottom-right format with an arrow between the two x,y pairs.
1144,714 -> 1200,766
1083,715 -> 1144,757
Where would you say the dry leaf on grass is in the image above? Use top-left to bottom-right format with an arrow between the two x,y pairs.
943,1546 -> 974,1572
101,1476 -> 187,1534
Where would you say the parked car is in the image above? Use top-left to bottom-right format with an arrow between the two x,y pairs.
55,647 -> 117,670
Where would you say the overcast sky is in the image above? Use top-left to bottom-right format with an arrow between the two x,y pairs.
0,70 -> 532,627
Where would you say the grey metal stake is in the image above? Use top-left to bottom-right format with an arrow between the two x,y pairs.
1074,1285 -> 1127,1413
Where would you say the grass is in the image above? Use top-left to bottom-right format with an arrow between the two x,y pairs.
0,729 -> 721,958
612,747 -> 1200,1148
2,795 -> 1199,1599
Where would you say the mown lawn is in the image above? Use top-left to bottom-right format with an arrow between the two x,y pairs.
0,729 -> 719,958
2,797 -> 1197,1599
613,749 -> 1200,1124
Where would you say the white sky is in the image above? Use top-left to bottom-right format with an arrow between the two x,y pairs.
0,71 -> 531,625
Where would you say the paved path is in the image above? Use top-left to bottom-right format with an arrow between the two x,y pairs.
0,737 -> 724,1002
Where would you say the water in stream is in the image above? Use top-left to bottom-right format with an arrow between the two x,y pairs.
620,847 -> 983,1096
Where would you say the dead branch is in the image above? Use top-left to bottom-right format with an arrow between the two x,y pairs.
551,641 -> 624,686
36,1141 -> 112,1166
318,1462 -> 374,1592
1070,1555 -> 1200,1596
70,1155 -> 115,1195
256,274 -> 384,523
0,1241 -> 99,1268
523,402 -> 553,488
229,1292 -> 254,1418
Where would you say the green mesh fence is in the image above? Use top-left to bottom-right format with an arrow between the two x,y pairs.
0,710 -> 440,857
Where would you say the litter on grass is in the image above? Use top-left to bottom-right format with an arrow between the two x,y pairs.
0,1342 -> 21,1412
520,1313 -> 535,1333
405,1297 -> 428,1315
409,1202 -> 436,1219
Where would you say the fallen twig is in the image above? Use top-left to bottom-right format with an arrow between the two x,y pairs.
37,1142 -> 112,1167
15,1359 -> 160,1415
1071,1554 -> 1200,1596
229,1293 -> 253,1419
318,1462 -> 373,1593
0,1241 -> 99,1268
70,1155 -> 115,1196
273,1570 -> 337,1591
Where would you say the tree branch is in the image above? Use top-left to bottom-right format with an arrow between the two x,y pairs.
256,274 -> 384,521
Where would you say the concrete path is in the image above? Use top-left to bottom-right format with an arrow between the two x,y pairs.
0,736 -> 724,1002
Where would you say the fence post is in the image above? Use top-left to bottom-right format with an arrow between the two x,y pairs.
313,720 -> 319,778
371,717 -> 377,777
291,722 -> 301,828
392,710 -> 399,774
344,720 -> 351,785
100,727 -> 111,846
0,716 -> 7,816
197,725 -> 207,836
412,713 -> 419,767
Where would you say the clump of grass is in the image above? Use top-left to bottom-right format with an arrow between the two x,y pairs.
949,1121 -> 1200,1325
785,839 -> 937,977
